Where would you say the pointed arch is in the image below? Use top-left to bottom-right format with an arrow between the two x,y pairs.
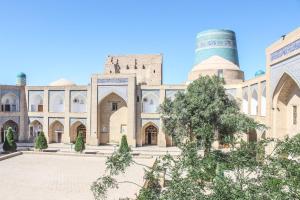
71,93 -> 87,113
98,92 -> 127,144
1,93 -> 19,112
1,120 -> 19,142
261,82 -> 267,116
70,121 -> 86,143
142,122 -> 159,146
29,120 -> 43,142
251,88 -> 258,115
272,73 -> 300,138
49,120 -> 64,143
142,92 -> 159,113
242,88 -> 248,114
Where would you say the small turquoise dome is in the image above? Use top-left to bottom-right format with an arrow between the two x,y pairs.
255,70 -> 265,77
17,72 -> 26,78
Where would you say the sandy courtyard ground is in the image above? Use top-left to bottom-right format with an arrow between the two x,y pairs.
0,154 -> 154,200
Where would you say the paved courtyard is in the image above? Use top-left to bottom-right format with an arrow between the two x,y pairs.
0,154 -> 155,200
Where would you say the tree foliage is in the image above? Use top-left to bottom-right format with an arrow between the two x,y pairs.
34,131 -> 48,151
91,76 -> 299,200
119,134 -> 130,154
74,131 -> 85,152
3,127 -> 17,152
160,75 -> 264,153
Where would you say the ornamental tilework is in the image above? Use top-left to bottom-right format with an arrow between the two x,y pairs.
70,118 -> 87,126
98,86 -> 128,103
270,55 -> 300,97
142,118 -> 160,128
49,118 -> 64,126
0,116 -> 20,127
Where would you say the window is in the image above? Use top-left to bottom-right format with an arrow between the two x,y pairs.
120,124 -> 127,134
38,105 -> 43,112
293,105 -> 297,125
137,96 -> 140,102
5,105 -> 10,112
73,98 -> 79,103
217,69 -> 224,78
112,102 -> 118,111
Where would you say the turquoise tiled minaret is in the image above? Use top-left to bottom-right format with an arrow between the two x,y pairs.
16,72 -> 26,86
195,29 -> 239,66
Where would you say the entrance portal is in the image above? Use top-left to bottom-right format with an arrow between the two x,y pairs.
145,125 -> 158,145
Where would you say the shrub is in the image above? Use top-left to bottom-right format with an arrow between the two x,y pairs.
119,135 -> 130,153
75,131 -> 85,152
34,131 -> 48,151
3,127 -> 17,152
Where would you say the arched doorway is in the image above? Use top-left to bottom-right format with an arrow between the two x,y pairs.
248,130 -> 257,143
144,125 -> 158,145
1,120 -> 19,142
29,120 -> 43,142
98,93 -> 127,144
49,121 -> 64,143
70,122 -> 86,143
273,73 -> 300,138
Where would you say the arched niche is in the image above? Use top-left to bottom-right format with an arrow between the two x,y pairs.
142,93 -> 159,113
1,93 -> 18,112
70,121 -> 86,143
1,120 -> 19,142
272,73 -> 300,138
251,88 -> 258,115
98,92 -> 127,144
29,120 -> 43,142
49,120 -> 64,143
142,122 -> 158,146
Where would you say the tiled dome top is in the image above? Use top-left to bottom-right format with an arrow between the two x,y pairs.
255,70 -> 265,77
17,72 -> 26,78
49,78 -> 76,86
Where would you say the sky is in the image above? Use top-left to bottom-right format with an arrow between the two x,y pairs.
0,0 -> 299,86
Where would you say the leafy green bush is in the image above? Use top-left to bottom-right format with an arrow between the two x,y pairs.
119,135 -> 130,153
34,131 -> 48,151
75,131 -> 85,152
3,127 -> 17,152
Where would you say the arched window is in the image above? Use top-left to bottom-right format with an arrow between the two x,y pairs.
142,93 -> 159,113
71,94 -> 86,113
49,91 -> 65,112
242,89 -> 248,114
30,94 -> 43,112
251,89 -> 258,115
261,83 -> 266,116
1,93 -> 18,112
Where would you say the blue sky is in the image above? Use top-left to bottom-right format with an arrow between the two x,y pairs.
0,0 -> 299,85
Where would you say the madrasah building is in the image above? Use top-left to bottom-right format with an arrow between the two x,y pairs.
0,27 -> 299,148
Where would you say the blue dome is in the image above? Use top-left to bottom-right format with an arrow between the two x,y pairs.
255,70 -> 265,77
17,72 -> 26,78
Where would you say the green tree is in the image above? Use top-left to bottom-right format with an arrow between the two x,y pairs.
160,75 -> 263,154
119,135 -> 130,153
3,127 -> 17,152
34,131 -> 48,151
74,131 -> 85,152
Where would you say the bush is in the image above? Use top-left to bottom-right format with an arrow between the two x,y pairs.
75,131 -> 85,152
3,127 -> 17,152
119,135 -> 130,153
34,132 -> 48,151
